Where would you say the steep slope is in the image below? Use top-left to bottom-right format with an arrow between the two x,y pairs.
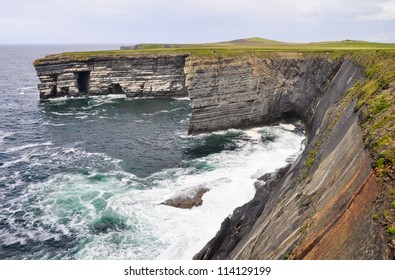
194,59 -> 388,259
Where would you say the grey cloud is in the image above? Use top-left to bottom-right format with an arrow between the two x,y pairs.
0,0 -> 394,44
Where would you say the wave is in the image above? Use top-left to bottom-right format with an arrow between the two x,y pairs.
171,97 -> 191,101
141,107 -> 184,116
17,86 -> 37,95
50,112 -> 74,116
0,120 -> 304,260
42,122 -> 66,127
6,141 -> 53,153
0,130 -> 14,142
1,153 -> 31,169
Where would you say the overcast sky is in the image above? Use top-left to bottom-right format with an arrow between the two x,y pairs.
1,0 -> 395,44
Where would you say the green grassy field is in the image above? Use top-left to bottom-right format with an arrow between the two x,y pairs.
35,37 -> 395,61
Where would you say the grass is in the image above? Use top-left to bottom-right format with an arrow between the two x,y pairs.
33,37 -> 395,64
344,50 -> 395,176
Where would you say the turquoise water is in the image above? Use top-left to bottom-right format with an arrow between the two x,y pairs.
0,45 -> 305,259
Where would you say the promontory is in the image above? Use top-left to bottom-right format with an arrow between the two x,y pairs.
33,38 -> 395,259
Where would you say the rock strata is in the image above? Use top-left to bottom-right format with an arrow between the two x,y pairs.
184,55 -> 340,134
194,59 -> 388,260
34,55 -> 188,99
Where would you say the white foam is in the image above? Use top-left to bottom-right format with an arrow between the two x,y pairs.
90,94 -> 126,100
155,128 -> 304,259
51,112 -> 75,116
171,97 -> 191,101
1,153 -> 31,169
46,96 -> 84,102
142,108 -> 184,116
6,141 -> 52,153
17,86 -> 36,95
67,126 -> 304,260
244,128 -> 262,141
0,130 -> 14,142
42,122 -> 66,127
279,123 -> 296,131
0,125 -> 304,260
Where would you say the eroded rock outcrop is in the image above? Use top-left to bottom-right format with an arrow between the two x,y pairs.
34,54 -> 188,99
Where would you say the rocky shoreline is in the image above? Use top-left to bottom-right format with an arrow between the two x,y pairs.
34,53 -> 389,259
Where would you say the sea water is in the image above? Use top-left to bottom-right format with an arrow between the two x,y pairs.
0,45 -> 305,259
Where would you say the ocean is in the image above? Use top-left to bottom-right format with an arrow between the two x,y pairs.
0,45 -> 305,260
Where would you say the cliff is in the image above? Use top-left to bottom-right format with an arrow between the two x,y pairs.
33,51 -> 393,259
185,54 -> 339,134
192,58 -> 388,259
34,54 -> 188,99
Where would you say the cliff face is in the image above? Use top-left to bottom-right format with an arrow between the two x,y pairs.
33,53 -> 389,259
193,59 -> 388,260
185,55 -> 340,134
34,55 -> 188,99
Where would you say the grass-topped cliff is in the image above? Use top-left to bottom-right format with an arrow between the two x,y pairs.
33,37 -> 395,254
34,37 -> 395,62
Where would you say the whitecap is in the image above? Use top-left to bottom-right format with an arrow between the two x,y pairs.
171,97 -> 191,101
0,130 -> 14,142
141,108 -> 183,116
50,112 -> 74,116
6,141 -> 52,153
17,86 -> 36,95
279,123 -> 296,131
1,154 -> 31,168
42,122 -> 66,127
244,128 -> 262,141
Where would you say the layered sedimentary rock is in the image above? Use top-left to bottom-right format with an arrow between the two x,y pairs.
185,55 -> 340,134
33,53 -> 389,259
34,55 -> 188,99
193,59 -> 388,260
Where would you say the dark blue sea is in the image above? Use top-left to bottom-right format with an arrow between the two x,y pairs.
0,45 -> 304,259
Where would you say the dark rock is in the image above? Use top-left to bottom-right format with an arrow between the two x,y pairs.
253,180 -> 265,190
161,187 -> 210,209
257,173 -> 273,182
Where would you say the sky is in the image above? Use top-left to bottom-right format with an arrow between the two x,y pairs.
1,0 -> 395,44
